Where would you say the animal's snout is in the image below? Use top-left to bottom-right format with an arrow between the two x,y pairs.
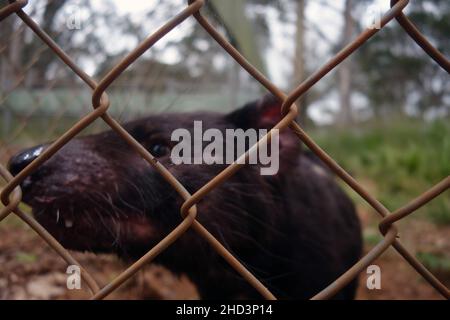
8,145 -> 46,176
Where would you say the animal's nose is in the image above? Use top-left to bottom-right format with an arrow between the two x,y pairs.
8,145 -> 46,176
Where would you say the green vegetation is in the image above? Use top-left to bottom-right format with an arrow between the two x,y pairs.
15,251 -> 38,264
417,252 -> 450,273
362,228 -> 384,246
311,119 -> 450,225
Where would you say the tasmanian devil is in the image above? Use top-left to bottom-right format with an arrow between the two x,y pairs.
7,95 -> 362,299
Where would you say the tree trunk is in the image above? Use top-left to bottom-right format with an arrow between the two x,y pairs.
293,0 -> 307,125
28,0 -> 66,87
1,19 -> 16,138
228,61 -> 240,110
338,0 -> 355,126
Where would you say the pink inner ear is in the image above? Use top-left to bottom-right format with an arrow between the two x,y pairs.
260,102 -> 282,127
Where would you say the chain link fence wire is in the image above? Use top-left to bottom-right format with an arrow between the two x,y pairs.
0,0 -> 449,300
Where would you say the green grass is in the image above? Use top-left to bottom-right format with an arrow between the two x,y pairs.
417,252 -> 450,273
311,118 -> 450,225
363,227 -> 384,246
15,251 -> 38,264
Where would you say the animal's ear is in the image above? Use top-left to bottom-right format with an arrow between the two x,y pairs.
226,94 -> 302,165
226,94 -> 283,130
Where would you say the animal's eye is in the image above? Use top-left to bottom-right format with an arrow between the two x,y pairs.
150,143 -> 170,157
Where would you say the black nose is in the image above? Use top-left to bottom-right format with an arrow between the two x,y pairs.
8,145 -> 46,176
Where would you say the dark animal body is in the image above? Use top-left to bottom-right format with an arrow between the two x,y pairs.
8,95 -> 362,299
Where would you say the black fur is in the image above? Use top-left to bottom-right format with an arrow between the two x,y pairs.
8,96 -> 362,299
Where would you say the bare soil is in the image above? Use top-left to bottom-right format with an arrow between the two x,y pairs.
0,210 -> 448,300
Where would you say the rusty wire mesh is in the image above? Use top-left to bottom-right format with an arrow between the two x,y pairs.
0,0 -> 449,300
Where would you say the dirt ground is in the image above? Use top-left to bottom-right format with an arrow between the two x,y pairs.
0,210 -> 448,300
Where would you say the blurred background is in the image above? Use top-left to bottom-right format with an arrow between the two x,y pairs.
0,0 -> 449,299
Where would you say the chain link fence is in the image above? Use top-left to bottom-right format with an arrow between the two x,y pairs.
0,0 -> 449,300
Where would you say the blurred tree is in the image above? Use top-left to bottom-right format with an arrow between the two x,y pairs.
4,0 -> 446,125
133,0 -> 289,108
355,0 -> 450,119
0,0 -> 138,88
210,0 -> 265,73
24,0 -> 68,86
337,0 -> 355,125
293,0 -> 308,124
209,0 -> 267,109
